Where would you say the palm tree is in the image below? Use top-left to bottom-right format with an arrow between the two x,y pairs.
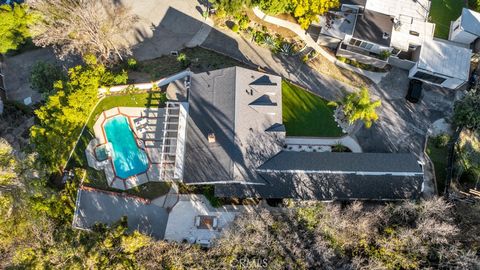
330,87 -> 381,128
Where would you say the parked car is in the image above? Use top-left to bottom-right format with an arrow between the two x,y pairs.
406,79 -> 423,103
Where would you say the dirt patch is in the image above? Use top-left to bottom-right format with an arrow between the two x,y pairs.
307,54 -> 371,88
245,9 -> 297,39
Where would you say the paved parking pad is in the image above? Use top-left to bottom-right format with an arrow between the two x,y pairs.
73,188 -> 169,239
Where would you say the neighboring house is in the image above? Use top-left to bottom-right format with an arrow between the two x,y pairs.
314,0 -> 480,89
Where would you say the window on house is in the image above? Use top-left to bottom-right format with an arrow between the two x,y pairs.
414,71 -> 446,84
349,38 -> 374,50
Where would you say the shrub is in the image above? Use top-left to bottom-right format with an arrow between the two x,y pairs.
433,134 -> 450,148
30,61 -> 67,95
231,23 -> 240,32
337,56 -> 346,62
127,58 -> 137,70
176,53 -> 190,68
379,50 -> 391,60
215,8 -> 227,18
302,54 -> 309,63
238,15 -> 250,30
332,143 -> 350,152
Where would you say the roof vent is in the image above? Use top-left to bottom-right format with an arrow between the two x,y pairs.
383,32 -> 390,39
208,133 -> 216,143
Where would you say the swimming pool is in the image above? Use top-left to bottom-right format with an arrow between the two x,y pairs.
104,115 -> 149,179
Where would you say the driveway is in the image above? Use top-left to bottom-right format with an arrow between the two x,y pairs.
73,188 -> 169,238
355,68 -> 455,157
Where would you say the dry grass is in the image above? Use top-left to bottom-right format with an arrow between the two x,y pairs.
307,53 -> 371,88
244,9 -> 297,39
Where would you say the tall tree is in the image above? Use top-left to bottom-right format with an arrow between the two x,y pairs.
30,55 -> 127,173
30,0 -> 138,64
0,3 -> 38,54
333,87 -> 381,128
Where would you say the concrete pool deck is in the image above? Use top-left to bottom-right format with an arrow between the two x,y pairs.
88,107 -> 167,190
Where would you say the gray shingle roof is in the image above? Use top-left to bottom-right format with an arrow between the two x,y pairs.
259,151 -> 423,174
182,67 -> 284,184
353,9 -> 393,47
215,173 -> 423,201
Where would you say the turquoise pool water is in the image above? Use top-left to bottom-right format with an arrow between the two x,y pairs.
104,115 -> 148,179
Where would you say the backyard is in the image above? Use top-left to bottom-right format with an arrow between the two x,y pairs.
429,0 -> 465,39
282,80 -> 344,137
68,91 -> 171,199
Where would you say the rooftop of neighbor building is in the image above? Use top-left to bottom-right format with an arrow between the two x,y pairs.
182,67 -> 285,184
340,0 -> 366,6
320,6 -> 359,40
365,0 -> 431,20
390,17 -> 435,51
352,9 -> 394,47
418,38 -> 472,80
460,8 -> 480,36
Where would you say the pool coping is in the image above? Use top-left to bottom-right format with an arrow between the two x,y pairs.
90,107 -> 166,190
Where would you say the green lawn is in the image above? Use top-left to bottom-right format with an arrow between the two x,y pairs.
87,91 -> 166,129
429,0 -> 465,39
282,81 -> 343,137
426,140 -> 448,194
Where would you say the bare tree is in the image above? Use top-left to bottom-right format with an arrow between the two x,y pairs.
29,0 -> 138,64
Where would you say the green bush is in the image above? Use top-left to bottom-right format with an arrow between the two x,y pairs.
379,50 -> 391,60
231,23 -> 240,32
215,8 -> 227,18
176,53 -> 190,68
127,58 -> 137,70
30,61 -> 67,94
433,134 -> 451,148
337,56 -> 346,62
238,15 -> 250,30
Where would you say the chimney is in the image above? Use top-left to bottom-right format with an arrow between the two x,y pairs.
208,133 -> 216,143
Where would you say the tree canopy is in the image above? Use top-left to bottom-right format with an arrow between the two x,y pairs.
337,87 -> 381,128
0,3 -> 38,54
30,55 -> 127,173
30,0 -> 138,64
454,88 -> 480,131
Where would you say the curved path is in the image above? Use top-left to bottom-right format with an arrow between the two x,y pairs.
251,7 -> 388,84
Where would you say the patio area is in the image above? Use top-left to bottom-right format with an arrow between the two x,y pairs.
163,194 -> 239,247
85,104 -> 187,190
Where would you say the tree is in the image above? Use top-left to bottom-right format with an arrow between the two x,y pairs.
453,88 -> 480,131
291,0 -> 339,29
0,3 -> 38,54
255,0 -> 293,15
30,0 -> 138,64
30,61 -> 67,96
30,55 -> 127,173
333,87 -> 381,128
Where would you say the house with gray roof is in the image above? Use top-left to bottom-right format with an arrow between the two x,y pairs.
170,67 -> 424,201
316,0 -> 478,89
182,67 -> 285,184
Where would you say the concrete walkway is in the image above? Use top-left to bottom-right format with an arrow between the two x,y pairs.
285,135 -> 363,153
251,7 -> 388,84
